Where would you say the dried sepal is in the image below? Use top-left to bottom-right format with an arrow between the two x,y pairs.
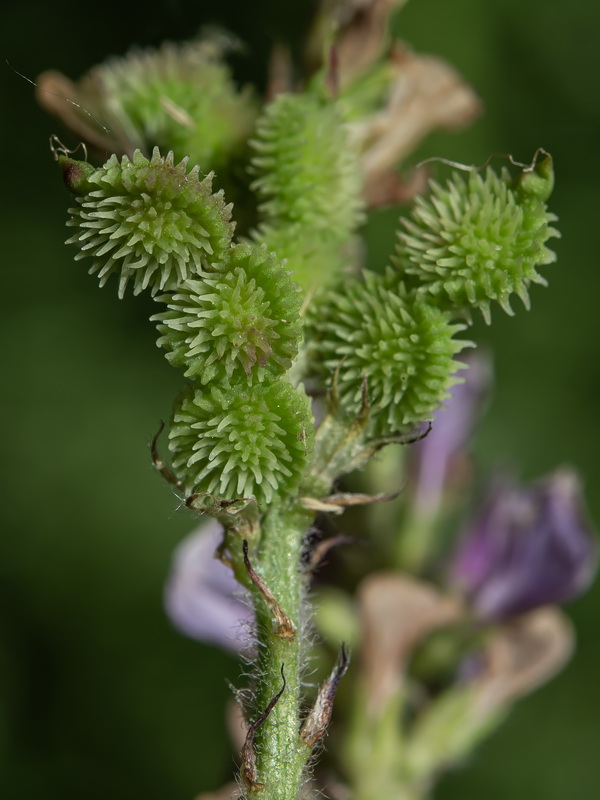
64,148 -> 234,297
309,270 -> 470,435
305,0 -> 408,90
243,540 -> 295,640
396,155 -> 559,322
358,572 -> 464,716
300,644 -> 350,747
356,46 -> 481,180
153,243 -> 303,384
168,381 -> 314,504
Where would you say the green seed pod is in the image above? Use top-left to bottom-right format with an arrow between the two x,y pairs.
65,148 -> 234,297
396,156 -> 559,323
70,40 -> 257,170
153,243 -> 303,384
254,223 -> 349,292
251,91 -> 364,239
169,381 -> 314,504
309,271 -> 469,436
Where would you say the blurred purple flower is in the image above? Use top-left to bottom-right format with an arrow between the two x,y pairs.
453,470 -> 597,621
410,351 -> 491,518
164,520 -> 254,653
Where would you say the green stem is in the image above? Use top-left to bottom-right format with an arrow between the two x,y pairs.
344,682 -> 408,800
302,410 -> 371,498
244,503 -> 313,800
394,507 -> 440,574
342,679 -> 433,800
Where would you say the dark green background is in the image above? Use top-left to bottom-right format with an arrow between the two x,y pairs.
1,1 -> 599,797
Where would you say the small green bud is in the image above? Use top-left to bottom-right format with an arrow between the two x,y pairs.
512,153 -> 554,203
153,243 -> 303,384
65,148 -> 234,297
396,158 -> 560,322
58,156 -> 96,195
169,381 -> 314,504
309,271 -> 470,436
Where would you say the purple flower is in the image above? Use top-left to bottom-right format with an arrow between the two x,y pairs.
164,520 -> 254,653
453,470 -> 597,621
409,351 -> 491,518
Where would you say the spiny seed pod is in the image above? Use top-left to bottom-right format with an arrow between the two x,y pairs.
169,381 -> 314,504
254,223 -> 349,292
396,155 -> 559,323
64,148 -> 234,297
251,91 -> 364,239
153,243 -> 303,384
52,40 -> 257,170
310,271 -> 470,435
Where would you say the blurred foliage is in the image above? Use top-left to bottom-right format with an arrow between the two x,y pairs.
1,0 -> 599,798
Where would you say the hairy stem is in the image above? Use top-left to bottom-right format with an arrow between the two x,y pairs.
244,503 -> 313,800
